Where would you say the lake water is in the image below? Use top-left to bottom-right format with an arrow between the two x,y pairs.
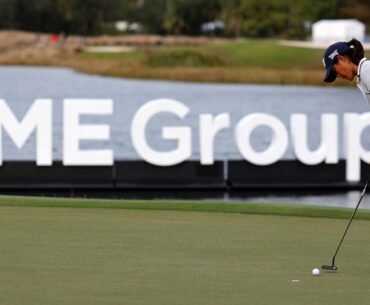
0,66 -> 370,208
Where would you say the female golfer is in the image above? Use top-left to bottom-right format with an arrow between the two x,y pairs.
323,38 -> 370,104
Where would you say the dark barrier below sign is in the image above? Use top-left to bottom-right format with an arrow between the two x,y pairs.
229,160 -> 345,189
115,161 -> 224,190
0,161 -> 225,190
0,161 -> 114,189
0,160 -> 367,191
227,160 -> 369,190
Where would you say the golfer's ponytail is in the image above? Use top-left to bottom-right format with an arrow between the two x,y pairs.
346,38 -> 364,65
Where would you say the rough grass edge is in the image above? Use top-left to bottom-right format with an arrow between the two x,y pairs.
0,195 -> 369,220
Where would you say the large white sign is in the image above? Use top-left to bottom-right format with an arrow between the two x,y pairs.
0,98 -> 370,182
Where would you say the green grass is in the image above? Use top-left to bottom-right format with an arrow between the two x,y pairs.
1,194 -> 370,220
1,198 -> 370,305
89,40 -> 325,69
137,40 -> 325,69
215,39 -> 325,68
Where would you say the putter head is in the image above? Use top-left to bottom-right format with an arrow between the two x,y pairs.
321,264 -> 337,271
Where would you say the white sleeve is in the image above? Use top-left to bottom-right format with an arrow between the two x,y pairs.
360,62 -> 370,92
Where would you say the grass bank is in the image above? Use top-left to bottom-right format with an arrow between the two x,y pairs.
69,39 -> 348,86
1,38 -> 365,86
0,194 -> 370,220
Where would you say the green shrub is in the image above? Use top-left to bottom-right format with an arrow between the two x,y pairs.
144,49 -> 227,67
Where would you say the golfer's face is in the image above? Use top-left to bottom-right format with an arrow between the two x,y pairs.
332,56 -> 355,81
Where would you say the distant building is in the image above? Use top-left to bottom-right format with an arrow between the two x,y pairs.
201,20 -> 225,34
312,19 -> 365,43
116,21 -> 129,32
115,21 -> 142,33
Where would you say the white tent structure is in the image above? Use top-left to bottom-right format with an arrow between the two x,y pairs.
312,19 -> 365,43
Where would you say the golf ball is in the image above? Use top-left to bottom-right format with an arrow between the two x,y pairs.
312,268 -> 320,276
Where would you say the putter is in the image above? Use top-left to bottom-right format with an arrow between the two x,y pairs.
321,180 -> 369,271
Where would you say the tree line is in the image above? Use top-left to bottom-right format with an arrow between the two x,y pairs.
0,0 -> 368,38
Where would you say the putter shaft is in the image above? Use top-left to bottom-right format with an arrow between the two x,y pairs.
322,180 -> 368,271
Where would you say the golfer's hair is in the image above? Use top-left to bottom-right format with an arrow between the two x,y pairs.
346,38 -> 364,65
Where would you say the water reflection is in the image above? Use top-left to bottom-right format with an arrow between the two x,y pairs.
1,190 -> 369,210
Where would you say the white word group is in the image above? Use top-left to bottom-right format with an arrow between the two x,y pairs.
0,98 -> 369,182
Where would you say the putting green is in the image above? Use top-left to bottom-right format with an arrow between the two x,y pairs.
0,202 -> 369,305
